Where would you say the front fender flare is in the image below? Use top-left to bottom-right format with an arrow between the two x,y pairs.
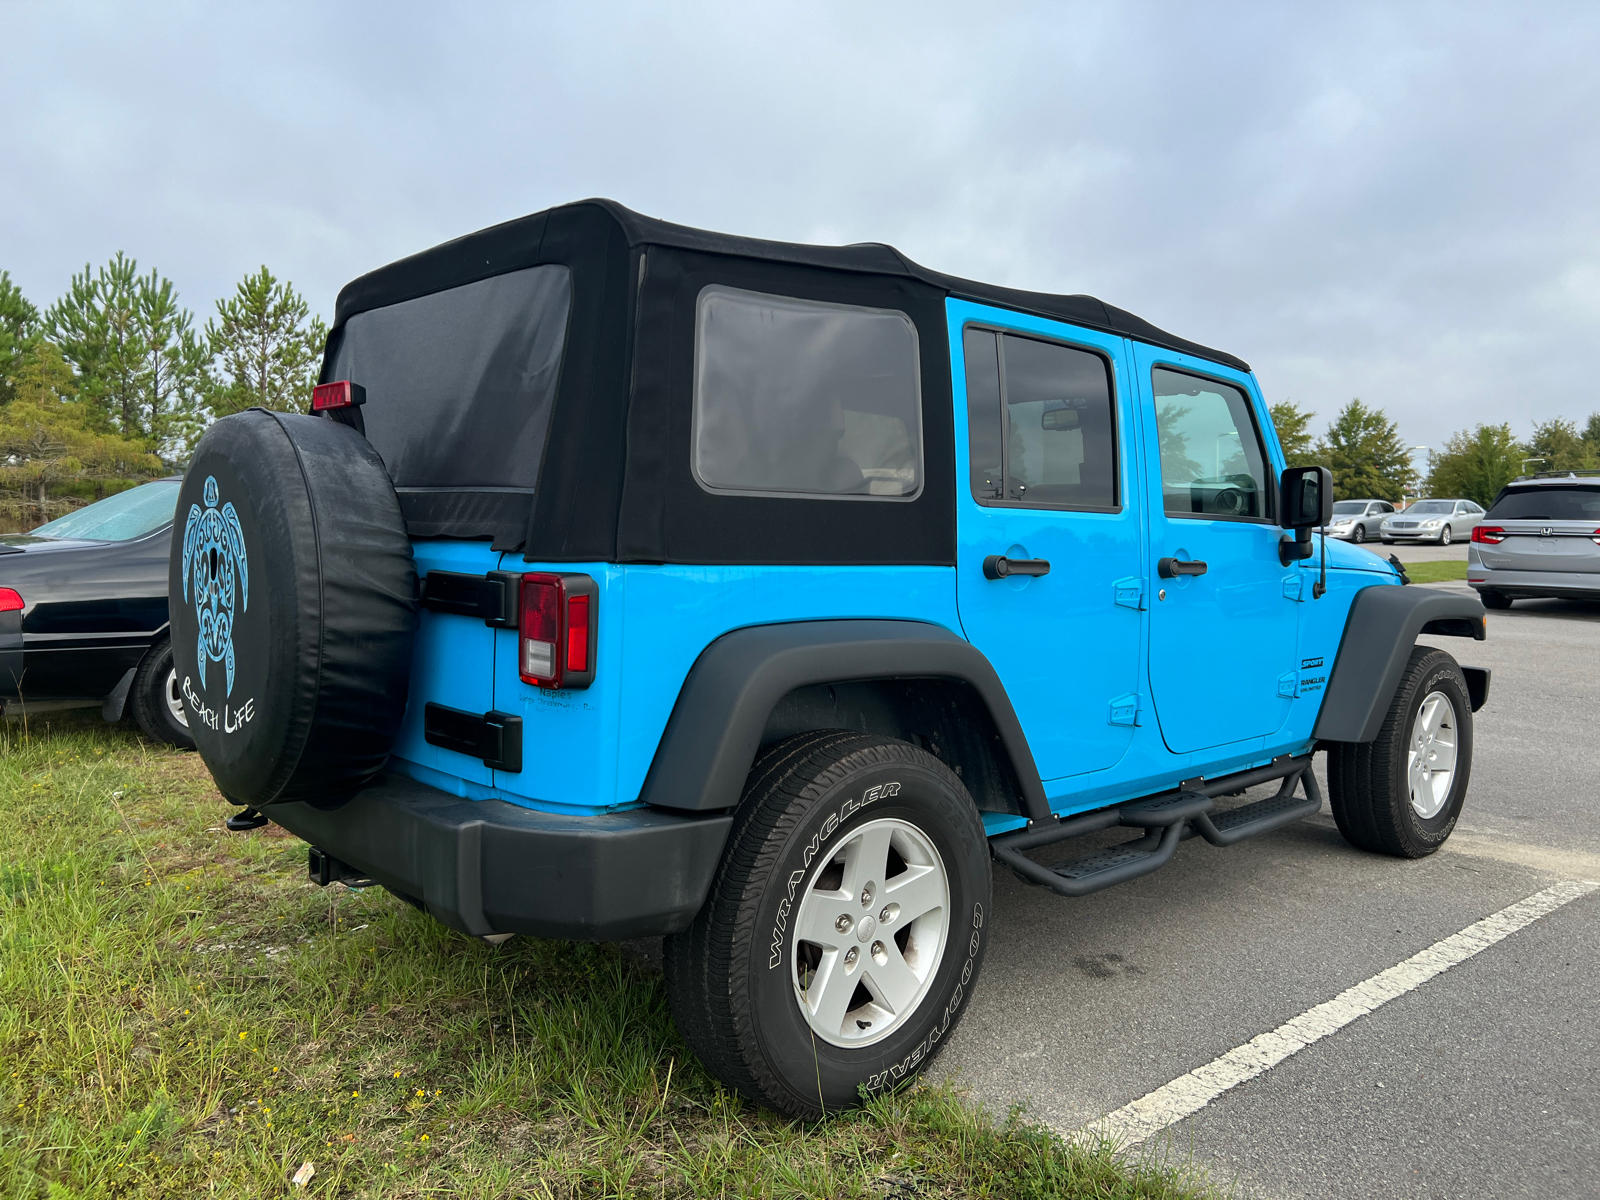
638,619 -> 1050,819
1314,584 -> 1487,744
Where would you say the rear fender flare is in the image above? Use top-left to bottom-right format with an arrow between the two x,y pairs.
637,619 -> 1050,820
1314,584 -> 1487,744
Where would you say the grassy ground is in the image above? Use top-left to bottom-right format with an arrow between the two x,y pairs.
0,714 -> 1224,1199
1399,559 -> 1470,584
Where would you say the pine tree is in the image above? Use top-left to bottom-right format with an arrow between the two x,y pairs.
44,253 -> 208,455
1424,424 -> 1525,506
1268,399 -> 1318,467
205,267 -> 328,417
0,342 -> 164,523
1316,399 -> 1418,501
0,270 -> 40,404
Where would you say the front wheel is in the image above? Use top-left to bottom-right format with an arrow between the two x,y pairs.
131,638 -> 195,750
1327,646 -> 1472,857
1440,525 -> 1453,545
665,731 -> 990,1118
1352,525 -> 1367,544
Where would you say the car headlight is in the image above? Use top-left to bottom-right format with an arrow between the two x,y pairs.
1423,519 -> 1441,527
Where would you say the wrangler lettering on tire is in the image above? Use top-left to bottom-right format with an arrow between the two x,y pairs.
665,731 -> 991,1119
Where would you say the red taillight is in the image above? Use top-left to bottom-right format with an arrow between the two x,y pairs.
1592,528 -> 1600,546
518,573 -> 596,689
0,587 -> 22,613
566,594 -> 590,673
311,380 -> 367,411
1471,525 -> 1506,544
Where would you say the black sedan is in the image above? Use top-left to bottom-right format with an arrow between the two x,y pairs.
0,478 -> 192,747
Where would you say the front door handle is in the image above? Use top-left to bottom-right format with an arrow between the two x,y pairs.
983,555 -> 1050,580
1157,557 -> 1208,578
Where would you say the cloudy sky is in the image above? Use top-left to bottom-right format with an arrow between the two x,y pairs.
5,1 -> 1598,456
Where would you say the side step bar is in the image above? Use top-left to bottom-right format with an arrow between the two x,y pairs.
990,755 -> 1321,898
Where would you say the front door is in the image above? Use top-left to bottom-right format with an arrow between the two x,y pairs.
952,300 -> 1145,782
1133,347 -> 1298,754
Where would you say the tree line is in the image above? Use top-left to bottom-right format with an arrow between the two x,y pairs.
0,259 -> 324,527
1271,398 -> 1600,508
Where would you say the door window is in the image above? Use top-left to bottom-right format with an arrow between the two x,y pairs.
1151,368 -> 1272,519
963,328 -> 1117,510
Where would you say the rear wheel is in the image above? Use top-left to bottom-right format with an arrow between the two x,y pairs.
1479,589 -> 1512,610
131,638 -> 195,750
664,731 -> 990,1119
1327,646 -> 1472,858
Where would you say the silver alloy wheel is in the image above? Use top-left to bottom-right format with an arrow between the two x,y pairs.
165,667 -> 189,729
1408,689 -> 1457,819
790,816 -> 950,1048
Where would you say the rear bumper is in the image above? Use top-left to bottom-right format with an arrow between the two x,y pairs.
268,776 -> 732,941
1468,569 -> 1600,599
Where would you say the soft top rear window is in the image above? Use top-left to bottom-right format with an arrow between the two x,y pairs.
1488,486 -> 1600,521
327,265 -> 573,491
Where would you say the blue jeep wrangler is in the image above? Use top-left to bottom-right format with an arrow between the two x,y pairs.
171,200 -> 1489,1118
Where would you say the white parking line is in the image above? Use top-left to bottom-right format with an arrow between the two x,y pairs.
1088,879 -> 1599,1147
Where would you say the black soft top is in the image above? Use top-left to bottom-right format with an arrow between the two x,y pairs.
323,199 -> 1250,565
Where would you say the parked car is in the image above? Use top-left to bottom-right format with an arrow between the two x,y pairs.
174,199 -> 1490,1119
1468,472 -> 1600,608
1323,498 -> 1395,543
1380,498 -> 1484,545
0,478 -> 193,747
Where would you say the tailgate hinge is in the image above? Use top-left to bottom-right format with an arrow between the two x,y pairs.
421,570 -> 522,628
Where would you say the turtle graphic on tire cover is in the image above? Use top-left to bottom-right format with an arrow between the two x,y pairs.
181,476 -> 249,697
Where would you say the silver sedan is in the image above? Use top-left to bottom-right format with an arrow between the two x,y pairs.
1322,498 -> 1395,543
1380,498 -> 1485,545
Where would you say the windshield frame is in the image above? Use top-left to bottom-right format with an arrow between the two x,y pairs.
1404,500 -> 1455,514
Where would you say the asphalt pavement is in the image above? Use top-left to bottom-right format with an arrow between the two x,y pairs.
928,567 -> 1600,1198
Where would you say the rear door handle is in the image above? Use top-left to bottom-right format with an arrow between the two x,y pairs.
1157,557 -> 1208,578
983,555 -> 1050,579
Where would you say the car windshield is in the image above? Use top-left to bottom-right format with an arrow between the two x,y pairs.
1331,501 -> 1367,515
1487,486 -> 1600,521
30,479 -> 182,541
1404,500 -> 1454,514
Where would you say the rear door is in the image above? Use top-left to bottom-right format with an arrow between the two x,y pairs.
1132,347 -> 1298,754
952,300 -> 1146,781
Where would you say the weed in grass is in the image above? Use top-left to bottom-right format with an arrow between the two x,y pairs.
0,712 -> 1225,1198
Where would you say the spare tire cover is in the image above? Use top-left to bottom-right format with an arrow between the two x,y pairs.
169,409 -> 417,806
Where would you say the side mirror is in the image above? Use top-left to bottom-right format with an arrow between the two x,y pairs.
1278,465 -> 1333,566
1280,465 -> 1333,530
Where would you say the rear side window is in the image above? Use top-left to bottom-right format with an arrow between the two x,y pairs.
327,264 -> 573,490
962,328 -> 1118,510
692,286 -> 922,500
1151,368 -> 1271,519
1487,487 -> 1600,520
